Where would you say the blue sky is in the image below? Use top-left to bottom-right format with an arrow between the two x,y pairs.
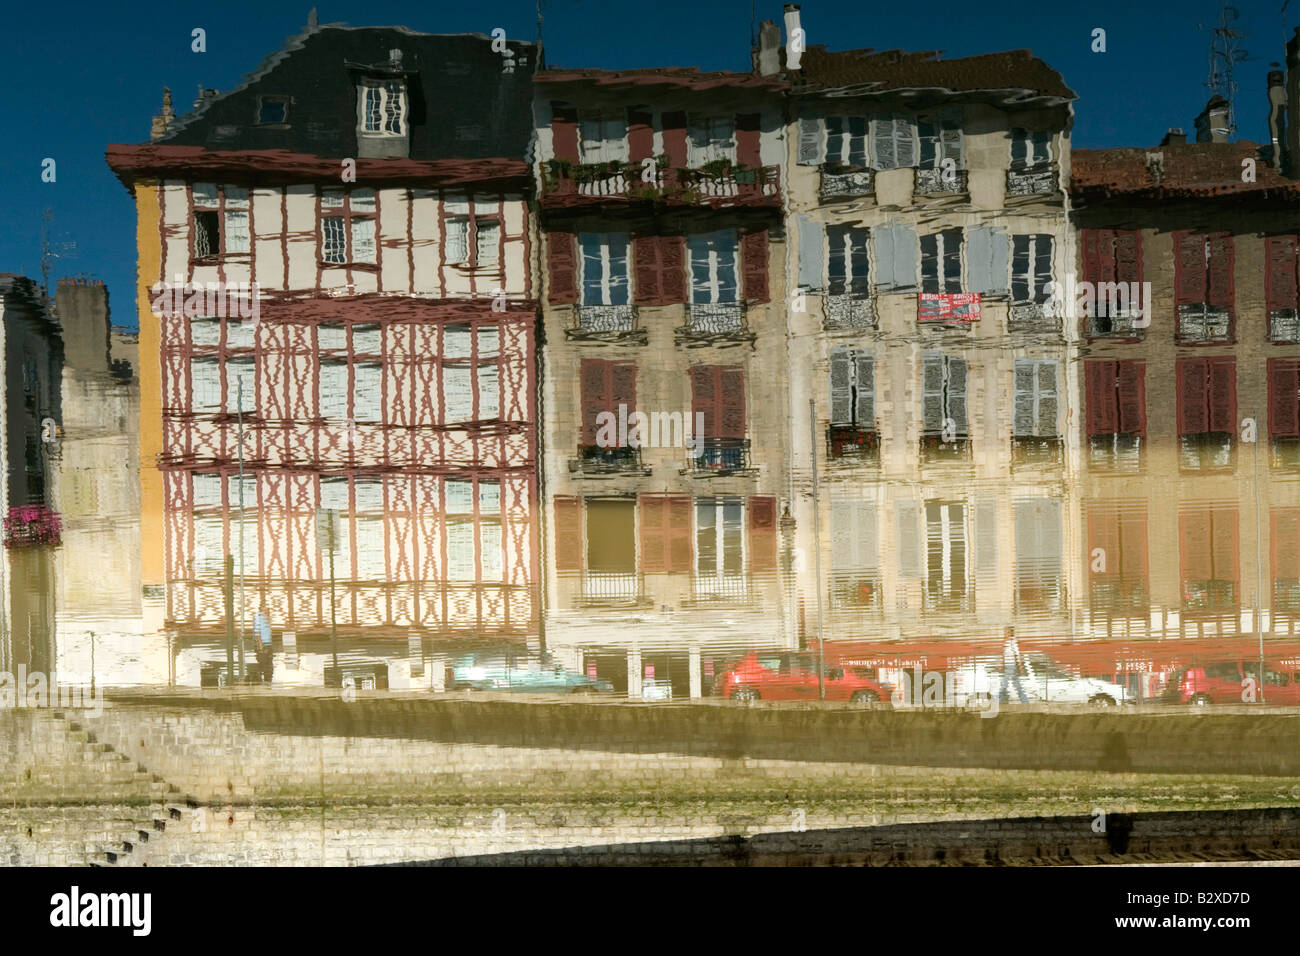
0,0 -> 1295,328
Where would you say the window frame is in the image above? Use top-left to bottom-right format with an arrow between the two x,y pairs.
687,229 -> 740,305
578,232 -> 633,307
319,187 -> 378,267
191,183 -> 250,262
358,77 -> 407,137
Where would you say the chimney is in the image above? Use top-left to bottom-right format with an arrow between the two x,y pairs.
149,87 -> 174,143
193,85 -> 220,110
783,4 -> 803,72
1287,27 -> 1300,178
1160,128 -> 1186,147
1267,70 -> 1287,169
1194,95 -> 1231,143
54,278 -> 111,374
755,19 -> 781,76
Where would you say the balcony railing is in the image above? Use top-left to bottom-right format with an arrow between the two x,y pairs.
818,166 -> 874,201
823,294 -> 876,332
920,435 -> 971,463
1006,165 -> 1059,197
1270,309 -> 1300,343
830,571 -> 881,610
580,570 -> 647,606
1015,580 -> 1066,614
1089,580 -> 1151,614
1012,435 -> 1062,466
1180,432 -> 1233,471
690,572 -> 751,603
915,167 -> 968,197
1273,437 -> 1300,468
567,304 -> 647,344
1183,578 -> 1237,612
569,444 -> 652,477
1086,310 -> 1144,339
542,160 -> 780,208
827,424 -> 879,462
923,581 -> 973,613
1089,433 -> 1142,472
1008,301 -> 1060,332
3,505 -> 61,549
1274,578 -> 1300,611
676,302 -> 754,347
1177,305 -> 1232,343
684,437 -> 753,475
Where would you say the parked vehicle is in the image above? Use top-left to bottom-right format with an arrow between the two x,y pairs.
995,653 -> 1131,705
715,652 -> 888,703
1163,658 -> 1300,706
449,650 -> 613,694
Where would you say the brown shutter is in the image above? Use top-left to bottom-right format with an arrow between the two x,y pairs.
1175,231 -> 1206,304
719,366 -> 746,439
1206,234 -> 1234,310
1177,358 -> 1208,436
554,496 -> 582,571
551,102 -> 580,162
1267,235 -> 1300,311
1180,509 -> 1213,585
1268,358 -> 1300,438
667,495 -> 693,571
691,365 -> 718,439
1119,506 -> 1149,591
1115,230 -> 1142,285
1084,361 -> 1118,436
1081,229 -> 1103,286
580,359 -> 612,446
1272,508 -> 1300,582
610,361 -> 637,428
1211,508 -> 1239,587
633,235 -> 662,305
627,106 -> 654,163
1117,361 -> 1146,436
740,227 -> 769,303
659,235 -> 687,303
748,495 -> 777,571
661,110 -> 688,167
736,113 -> 762,168
1207,358 -> 1236,434
548,232 -> 578,304
640,494 -> 668,573
1087,505 -> 1120,580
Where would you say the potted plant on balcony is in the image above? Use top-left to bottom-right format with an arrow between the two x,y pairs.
3,504 -> 61,549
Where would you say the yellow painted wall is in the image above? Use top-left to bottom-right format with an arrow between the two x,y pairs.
134,182 -> 164,588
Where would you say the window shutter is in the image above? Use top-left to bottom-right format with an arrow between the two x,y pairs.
974,499 -> 997,575
736,113 -> 762,168
1267,235 -> 1300,310
798,115 -> 824,165
1081,229 -> 1103,286
748,496 -> 777,572
1013,360 -> 1036,437
947,356 -> 968,436
921,353 -> 944,433
1119,506 -> 1150,590
891,224 -> 917,291
1211,509 -> 1239,586
551,102 -> 579,162
798,216 -> 825,291
1036,361 -> 1058,437
691,365 -> 718,439
659,235 -> 687,303
1177,359 -> 1209,435
1272,509 -> 1300,582
941,229 -> 963,293
1087,505 -> 1120,582
1175,232 -> 1207,304
893,115 -> 917,168
627,106 -> 654,162
871,116 -> 897,169
661,110 -> 688,166
1269,359 -> 1300,438
580,358 -> 611,446
640,495 -> 669,573
1115,230 -> 1142,285
1116,361 -> 1146,436
1207,358 -> 1236,434
547,232 -> 578,304
554,496 -> 582,571
897,501 -> 921,576
966,226 -> 1008,296
633,234 -> 662,305
919,233 -> 939,294
1207,234 -> 1234,309
667,495 -> 693,571
1084,361 -> 1118,436
847,117 -> 868,167
611,361 -> 637,423
1180,510 -> 1213,585
855,351 -> 874,425
829,349 -> 852,424
719,366 -> 746,439
741,227 -> 769,303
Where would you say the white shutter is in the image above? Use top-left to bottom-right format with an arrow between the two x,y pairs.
921,352 -> 944,433
350,218 -> 376,264
966,227 -> 1009,296
353,363 -> 382,423
477,363 -> 499,420
475,220 -> 500,265
855,351 -> 874,425
1036,360 -> 1058,437
320,361 -> 349,421
893,115 -> 917,168
947,356 -> 968,436
224,210 -> 250,254
191,358 -> 221,412
871,116 -> 897,169
1013,360 -> 1036,437
443,366 -> 473,422
446,520 -> 475,581
830,349 -> 852,424
798,216 -> 824,291
897,501 -> 921,576
797,115 -> 824,165
480,520 -> 503,581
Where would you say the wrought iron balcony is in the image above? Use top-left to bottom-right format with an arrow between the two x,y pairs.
1008,301 -> 1060,332
683,437 -> 753,476
1177,305 -> 1232,343
818,165 -> 874,201
1086,309 -> 1144,339
690,572 -> 751,604
542,160 -> 780,209
920,434 -> 971,463
1182,578 -> 1237,612
1179,432 -> 1233,471
676,302 -> 754,347
1012,435 -> 1062,465
579,570 -> 648,606
1088,433 -> 1142,472
823,294 -> 877,332
827,424 -> 879,462
569,444 -> 652,477
1006,165 -> 1059,197
923,581 -> 973,613
3,504 -> 61,549
1274,578 -> 1300,612
830,571 -> 881,610
566,304 -> 647,344
1270,309 -> 1300,343
1089,580 -> 1151,614
914,167 -> 968,197
1015,580 -> 1066,614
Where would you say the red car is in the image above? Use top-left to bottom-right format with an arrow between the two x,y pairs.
1165,658 -> 1300,706
716,652 -> 888,703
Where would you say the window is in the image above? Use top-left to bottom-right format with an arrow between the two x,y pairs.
444,209 -> 502,270
1011,235 -> 1053,304
320,359 -> 350,421
826,225 -> 870,296
192,183 -> 249,258
191,357 -> 221,413
824,116 -> 869,167
921,352 -> 968,443
687,116 -> 736,166
359,78 -> 405,135
256,96 -> 290,125
586,498 -> 637,574
225,358 -> 255,415
190,473 -> 225,578
639,494 -> 693,573
1268,359 -> 1300,467
445,479 -> 502,583
1272,508 -> 1300,611
918,111 -> 963,170
1087,502 -> 1149,612
920,229 -> 963,294
1013,359 -> 1059,438
580,358 -> 637,447
1015,499 -> 1063,611
580,115 -> 628,163
441,324 -> 500,424
353,480 -> 386,581
829,500 -> 879,608
830,349 -> 873,427
579,233 -> 631,306
1266,235 -> 1300,342
870,114 -> 916,170
318,477 -> 353,579
1085,361 -> 1145,470
924,501 -> 968,608
1179,507 -> 1238,610
696,497 -> 745,578
320,188 -> 377,265
1174,232 -> 1234,342
688,230 -> 739,304
1010,128 -> 1052,169
690,365 -> 747,471
1177,357 -> 1235,470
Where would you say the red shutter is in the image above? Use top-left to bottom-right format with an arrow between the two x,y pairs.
580,359 -> 612,446
554,496 -> 582,571
1211,508 -> 1239,588
550,102 -> 579,162
1272,508 -> 1300,582
547,232 -> 578,305
1081,229 -> 1102,286
1207,358 -> 1236,434
740,227 -> 769,303
633,235 -> 662,306
749,495 -> 777,572
691,365 -> 717,439
611,361 -> 637,428
719,366 -> 746,439
627,106 -> 654,163
1206,234 -> 1234,312
659,235 -> 687,303
661,110 -> 688,167
736,113 -> 762,168
1084,361 -> 1118,436
1266,235 -> 1300,312
1174,231 -> 1207,304
1119,505 -> 1150,591
1177,359 -> 1209,436
667,495 -> 693,571
1114,230 -> 1142,285
1180,509 -> 1213,585
1087,505 -> 1120,580
640,494 -> 669,573
1268,358 -> 1300,438
1116,361 -> 1146,437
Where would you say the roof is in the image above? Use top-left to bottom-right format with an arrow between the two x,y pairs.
796,45 -> 1075,105
536,66 -> 787,92
1071,142 -> 1300,204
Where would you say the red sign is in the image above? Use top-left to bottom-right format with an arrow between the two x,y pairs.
919,292 -> 981,322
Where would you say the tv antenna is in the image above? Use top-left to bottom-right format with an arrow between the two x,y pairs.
1201,4 -> 1252,138
39,208 -> 77,300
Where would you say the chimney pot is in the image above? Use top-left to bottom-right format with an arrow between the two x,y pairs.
1160,128 -> 1186,147
756,20 -> 781,76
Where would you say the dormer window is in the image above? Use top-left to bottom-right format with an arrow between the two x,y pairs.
359,77 -> 406,136
256,95 -> 290,126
